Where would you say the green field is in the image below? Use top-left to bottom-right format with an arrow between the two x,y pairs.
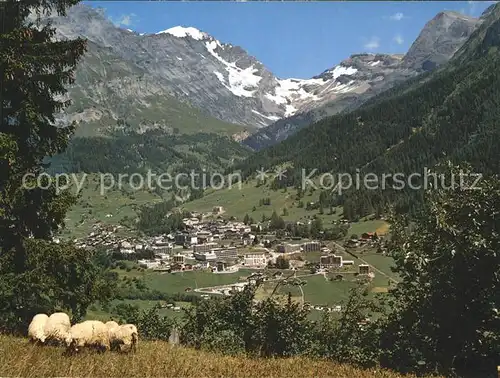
114,266 -> 257,293
300,275 -> 356,305
57,169 -> 389,241
93,253 -> 397,323
356,252 -> 399,281
182,180 -> 342,223
347,219 -> 389,238
143,269 -> 255,292
86,300 -> 189,321
258,274 -> 357,305
58,173 -> 162,239
182,178 -> 389,239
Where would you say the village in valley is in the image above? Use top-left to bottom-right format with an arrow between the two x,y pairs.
70,204 -> 396,321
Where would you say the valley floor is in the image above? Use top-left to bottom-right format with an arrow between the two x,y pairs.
0,334 -> 432,378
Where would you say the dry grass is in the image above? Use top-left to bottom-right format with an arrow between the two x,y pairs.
375,222 -> 390,235
0,334 -> 432,378
371,286 -> 390,293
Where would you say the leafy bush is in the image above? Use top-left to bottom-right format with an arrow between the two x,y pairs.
311,287 -> 381,367
379,166 -> 500,377
199,327 -> 245,356
0,239 -> 116,332
115,304 -> 173,341
179,284 -> 369,360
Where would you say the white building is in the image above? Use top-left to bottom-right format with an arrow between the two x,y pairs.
193,242 -> 218,254
138,259 -> 161,269
302,241 -> 321,252
172,254 -> 185,264
243,253 -> 267,267
359,264 -> 370,275
320,255 -> 343,268
152,244 -> 173,255
193,251 -> 217,261
214,247 -> 238,259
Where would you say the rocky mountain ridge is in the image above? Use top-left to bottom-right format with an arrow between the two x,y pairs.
49,4 -> 383,130
46,5 -> 483,141
243,10 -> 483,150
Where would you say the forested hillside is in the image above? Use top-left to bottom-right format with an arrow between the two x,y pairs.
49,130 -> 251,176
236,4 -> 500,220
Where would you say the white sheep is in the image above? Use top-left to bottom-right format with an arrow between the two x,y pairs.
65,320 -> 111,353
105,320 -> 119,330
27,313 -> 49,343
105,320 -> 120,351
109,323 -> 138,352
44,312 -> 71,345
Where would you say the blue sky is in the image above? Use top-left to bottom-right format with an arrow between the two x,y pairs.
85,1 -> 495,79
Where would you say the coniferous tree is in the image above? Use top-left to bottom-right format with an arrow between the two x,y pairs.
1,0 -> 86,261
0,0 -> 113,331
269,210 -> 285,230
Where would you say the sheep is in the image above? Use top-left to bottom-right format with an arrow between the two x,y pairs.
65,320 -> 110,354
44,312 -> 71,345
105,320 -> 119,331
27,313 -> 49,343
105,320 -> 120,351
109,323 -> 138,353
105,320 -> 120,350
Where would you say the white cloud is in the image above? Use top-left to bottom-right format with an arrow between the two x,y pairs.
364,36 -> 380,51
393,34 -> 404,45
110,13 -> 137,27
389,12 -> 405,21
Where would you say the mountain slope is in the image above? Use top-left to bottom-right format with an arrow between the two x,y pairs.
50,131 -> 251,175
49,4 -> 481,139
234,3 -> 500,219
49,4 -> 389,131
242,53 -> 412,150
46,12 -> 251,137
243,10 -> 483,150
402,11 -> 479,70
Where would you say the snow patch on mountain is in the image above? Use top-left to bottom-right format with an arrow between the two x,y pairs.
213,71 -> 225,82
205,40 -> 263,97
263,65 -> 358,117
157,26 -> 208,40
328,65 -> 358,78
251,109 -> 280,121
265,79 -> 319,116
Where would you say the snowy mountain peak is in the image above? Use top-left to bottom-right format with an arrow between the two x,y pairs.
157,26 -> 209,40
47,4 -> 480,138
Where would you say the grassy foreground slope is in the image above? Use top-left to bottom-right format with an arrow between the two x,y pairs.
0,335 -> 433,378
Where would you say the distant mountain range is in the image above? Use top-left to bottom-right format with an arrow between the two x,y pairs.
243,10 -> 481,150
46,5 -> 481,143
233,3 -> 500,220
